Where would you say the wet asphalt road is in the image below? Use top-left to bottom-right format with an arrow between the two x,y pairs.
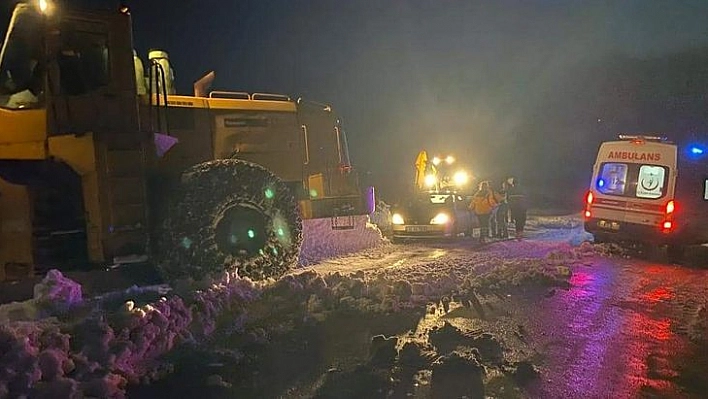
517,250 -> 708,398
362,222 -> 708,398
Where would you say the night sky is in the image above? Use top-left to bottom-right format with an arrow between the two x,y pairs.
4,0 -> 708,206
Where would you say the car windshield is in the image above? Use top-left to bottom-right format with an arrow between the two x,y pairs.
428,194 -> 451,204
412,193 -> 452,205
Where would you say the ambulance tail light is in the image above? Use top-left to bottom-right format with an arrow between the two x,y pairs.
584,191 -> 594,219
661,199 -> 676,233
665,200 -> 675,215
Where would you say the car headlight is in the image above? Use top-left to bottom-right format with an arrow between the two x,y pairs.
430,212 -> 450,225
392,213 -> 405,225
424,174 -> 437,187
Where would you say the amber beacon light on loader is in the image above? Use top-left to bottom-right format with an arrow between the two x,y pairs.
0,0 -> 374,282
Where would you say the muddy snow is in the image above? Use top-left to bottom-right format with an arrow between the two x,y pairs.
131,214 -> 708,398
4,213 -> 708,398
130,215 -> 594,398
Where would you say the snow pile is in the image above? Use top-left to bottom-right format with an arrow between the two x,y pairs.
33,269 -> 83,313
0,298 -> 40,324
299,215 -> 386,265
544,243 -> 595,265
430,350 -> 485,399
0,270 -> 83,324
687,304 -> 708,342
527,214 -> 594,247
275,270 -> 415,317
529,214 -> 582,230
210,270 -> 544,398
188,272 -> 261,336
369,201 -> 392,236
593,242 -> 631,258
568,229 -> 594,247
465,258 -> 572,294
0,321 -> 67,399
0,270 -> 268,398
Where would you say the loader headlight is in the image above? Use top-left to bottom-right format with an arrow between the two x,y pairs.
38,0 -> 55,14
453,171 -> 469,186
392,213 -> 405,225
430,213 -> 450,225
424,174 -> 437,187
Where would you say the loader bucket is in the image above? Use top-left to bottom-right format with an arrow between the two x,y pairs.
154,133 -> 179,157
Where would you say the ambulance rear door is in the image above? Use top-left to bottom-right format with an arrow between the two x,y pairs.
592,140 -> 676,229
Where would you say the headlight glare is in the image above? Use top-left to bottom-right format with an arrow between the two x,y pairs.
430,213 -> 450,225
453,171 -> 469,186
392,213 -> 405,225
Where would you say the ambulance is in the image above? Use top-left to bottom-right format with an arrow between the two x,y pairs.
584,135 -> 708,258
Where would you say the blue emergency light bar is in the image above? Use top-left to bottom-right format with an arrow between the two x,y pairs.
687,144 -> 706,159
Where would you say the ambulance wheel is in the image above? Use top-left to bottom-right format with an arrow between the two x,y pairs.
157,159 -> 302,282
666,244 -> 685,264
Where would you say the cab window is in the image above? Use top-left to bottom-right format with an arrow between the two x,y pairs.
598,162 -> 668,199
429,194 -> 451,204
0,7 -> 44,109
57,27 -> 109,95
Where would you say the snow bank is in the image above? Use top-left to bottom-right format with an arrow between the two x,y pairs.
528,214 -> 582,230
2,213 -> 588,397
0,270 -> 267,398
33,269 -> 83,312
0,215 -> 385,397
528,214 -> 594,247
370,201 -> 392,235
240,270 -> 550,398
0,270 -> 83,324
688,304 -> 708,342
299,215 -> 386,265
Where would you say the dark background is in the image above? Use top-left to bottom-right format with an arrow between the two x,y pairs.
4,0 -> 708,209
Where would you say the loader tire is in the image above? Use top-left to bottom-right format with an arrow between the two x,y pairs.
157,159 -> 302,282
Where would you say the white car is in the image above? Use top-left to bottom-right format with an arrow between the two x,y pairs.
390,192 -> 476,241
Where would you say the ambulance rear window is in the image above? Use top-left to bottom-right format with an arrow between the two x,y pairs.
597,162 -> 668,199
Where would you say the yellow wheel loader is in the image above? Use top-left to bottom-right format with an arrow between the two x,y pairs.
413,150 -> 472,193
0,1 -> 373,282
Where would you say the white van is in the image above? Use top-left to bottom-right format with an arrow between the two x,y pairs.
584,135 -> 708,257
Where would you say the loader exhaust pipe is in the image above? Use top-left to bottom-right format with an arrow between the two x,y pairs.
194,71 -> 216,97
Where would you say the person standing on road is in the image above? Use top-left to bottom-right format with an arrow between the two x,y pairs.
506,176 -> 528,239
491,182 -> 509,239
469,181 -> 498,243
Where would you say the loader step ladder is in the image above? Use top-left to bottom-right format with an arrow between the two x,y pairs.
99,145 -> 150,260
331,215 -> 355,230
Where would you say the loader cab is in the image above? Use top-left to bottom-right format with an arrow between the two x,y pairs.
0,2 -> 148,278
0,2 -> 136,119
